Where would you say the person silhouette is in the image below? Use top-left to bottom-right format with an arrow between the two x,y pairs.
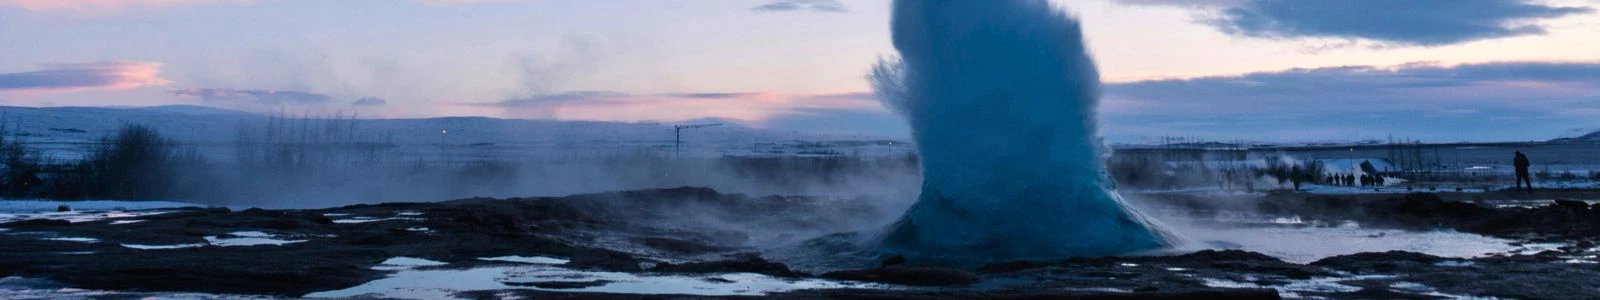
1514,151 -> 1532,193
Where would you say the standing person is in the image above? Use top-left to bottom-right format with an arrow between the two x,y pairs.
1514,151 -> 1533,193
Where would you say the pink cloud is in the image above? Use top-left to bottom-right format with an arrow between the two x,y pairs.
0,61 -> 172,93
0,0 -> 246,12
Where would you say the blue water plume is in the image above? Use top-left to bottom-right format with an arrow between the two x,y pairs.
871,0 -> 1181,262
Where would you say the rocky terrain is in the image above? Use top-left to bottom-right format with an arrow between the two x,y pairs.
2,187 -> 1598,299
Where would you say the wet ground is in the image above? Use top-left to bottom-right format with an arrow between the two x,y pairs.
3,187 -> 1600,299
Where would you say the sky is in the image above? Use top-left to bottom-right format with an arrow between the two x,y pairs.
2,0 -> 1598,143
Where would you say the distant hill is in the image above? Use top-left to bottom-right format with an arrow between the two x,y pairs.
0,105 -> 912,160
1550,130 -> 1600,143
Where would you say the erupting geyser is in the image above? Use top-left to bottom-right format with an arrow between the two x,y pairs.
872,0 -> 1180,261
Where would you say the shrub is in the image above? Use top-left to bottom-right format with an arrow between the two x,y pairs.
79,124 -> 202,200
0,125 -> 44,197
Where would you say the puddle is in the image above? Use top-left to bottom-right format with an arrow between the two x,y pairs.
1178,221 -> 1534,263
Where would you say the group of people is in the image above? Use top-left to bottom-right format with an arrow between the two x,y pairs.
1327,173 -> 1384,187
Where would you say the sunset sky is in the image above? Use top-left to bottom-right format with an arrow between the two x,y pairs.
3,0 -> 1599,142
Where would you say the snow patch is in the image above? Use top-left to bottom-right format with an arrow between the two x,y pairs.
479,256 -> 570,265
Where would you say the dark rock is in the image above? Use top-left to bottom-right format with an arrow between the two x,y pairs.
651,257 -> 804,277
976,260 -> 1049,273
639,237 -> 730,254
880,254 -> 906,267
1177,249 -> 1285,263
1554,199 -> 1590,210
1310,251 -> 1442,273
822,266 -> 979,286
307,214 -> 334,225
567,250 -> 643,272
1,219 -> 72,227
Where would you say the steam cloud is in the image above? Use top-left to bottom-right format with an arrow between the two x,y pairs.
871,0 -> 1180,262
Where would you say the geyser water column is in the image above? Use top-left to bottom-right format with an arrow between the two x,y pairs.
873,0 -> 1180,261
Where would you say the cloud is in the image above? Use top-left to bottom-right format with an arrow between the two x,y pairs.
751,0 -> 848,13
0,61 -> 171,93
1120,0 -> 1595,46
352,97 -> 388,106
1100,61 -> 1600,142
413,0 -> 515,5
0,0 -> 247,12
169,88 -> 332,106
464,91 -> 884,124
0,0 -> 501,12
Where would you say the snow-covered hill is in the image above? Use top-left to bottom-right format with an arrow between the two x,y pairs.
0,106 -> 912,162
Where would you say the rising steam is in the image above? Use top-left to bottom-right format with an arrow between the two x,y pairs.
871,0 -> 1180,261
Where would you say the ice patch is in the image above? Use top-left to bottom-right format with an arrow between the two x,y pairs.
122,243 -> 205,250
1434,260 -> 1475,267
1201,276 -> 1379,294
306,265 -> 878,298
397,211 -> 424,216
1,200 -> 199,224
1270,217 -> 1306,225
44,237 -> 99,243
0,200 -> 198,212
480,256 -> 570,265
1389,281 -> 1433,292
333,217 -> 424,224
380,257 -> 448,267
0,276 -> 262,299
109,220 -> 145,225
204,231 -> 307,247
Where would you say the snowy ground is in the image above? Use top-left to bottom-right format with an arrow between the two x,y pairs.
0,200 -> 203,223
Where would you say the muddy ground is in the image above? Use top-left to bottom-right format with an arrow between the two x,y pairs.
3,187 -> 1599,299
